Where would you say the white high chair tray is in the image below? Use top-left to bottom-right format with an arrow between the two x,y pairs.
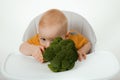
1,51 -> 119,80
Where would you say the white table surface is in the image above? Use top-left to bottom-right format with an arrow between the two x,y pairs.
1,51 -> 119,80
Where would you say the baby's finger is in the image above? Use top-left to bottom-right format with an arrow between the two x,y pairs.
39,57 -> 44,63
37,57 -> 44,63
82,53 -> 86,60
78,54 -> 83,61
39,46 -> 45,53
34,55 -> 40,61
38,52 -> 44,62
38,55 -> 43,59
35,54 -> 42,61
38,57 -> 44,63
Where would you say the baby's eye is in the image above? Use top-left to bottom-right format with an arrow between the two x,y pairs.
40,38 -> 46,41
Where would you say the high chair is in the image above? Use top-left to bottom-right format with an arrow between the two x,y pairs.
1,11 -> 120,80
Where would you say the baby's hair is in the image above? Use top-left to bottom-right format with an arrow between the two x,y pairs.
39,9 -> 68,31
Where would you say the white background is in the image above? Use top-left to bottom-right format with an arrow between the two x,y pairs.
0,0 -> 120,79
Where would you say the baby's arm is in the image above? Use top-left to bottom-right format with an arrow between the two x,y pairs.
19,42 -> 44,63
77,41 -> 92,61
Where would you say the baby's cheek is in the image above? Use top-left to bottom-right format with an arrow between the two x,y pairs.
40,41 -> 46,47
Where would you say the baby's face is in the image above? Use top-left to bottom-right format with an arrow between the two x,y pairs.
39,27 -> 66,48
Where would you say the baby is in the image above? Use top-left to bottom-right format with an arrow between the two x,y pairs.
19,9 -> 92,63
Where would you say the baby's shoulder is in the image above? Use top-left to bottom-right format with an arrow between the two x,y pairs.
69,30 -> 81,35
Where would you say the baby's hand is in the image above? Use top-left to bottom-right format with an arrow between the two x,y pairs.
31,46 -> 45,63
77,50 -> 86,61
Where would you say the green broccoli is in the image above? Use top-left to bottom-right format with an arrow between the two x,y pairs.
43,37 -> 78,72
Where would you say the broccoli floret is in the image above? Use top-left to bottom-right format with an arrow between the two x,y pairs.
43,37 -> 78,72
50,37 -> 62,46
43,47 -> 55,61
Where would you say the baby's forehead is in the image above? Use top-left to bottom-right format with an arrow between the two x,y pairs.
39,26 -> 64,35
39,31 -> 62,40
